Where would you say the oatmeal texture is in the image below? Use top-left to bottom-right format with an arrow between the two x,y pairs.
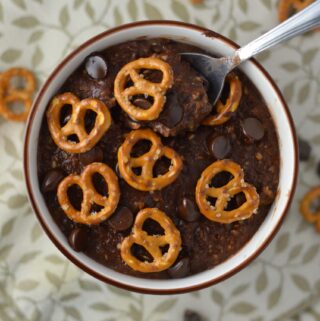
38,38 -> 280,279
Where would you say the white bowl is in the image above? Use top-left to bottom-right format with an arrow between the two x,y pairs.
24,21 -> 298,294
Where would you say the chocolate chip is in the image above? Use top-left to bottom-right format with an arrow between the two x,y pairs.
108,207 -> 134,231
178,197 -> 200,222
158,92 -> 184,128
85,55 -> 107,79
133,98 -> 152,109
68,227 -> 87,252
242,117 -> 265,142
207,135 -> 231,159
41,169 -> 65,193
168,257 -> 190,278
298,137 -> 311,161
184,310 -> 203,321
79,146 -> 103,166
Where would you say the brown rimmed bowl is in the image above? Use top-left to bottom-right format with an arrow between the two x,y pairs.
24,21 -> 298,294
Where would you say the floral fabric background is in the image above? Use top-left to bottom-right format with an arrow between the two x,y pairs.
0,0 -> 319,321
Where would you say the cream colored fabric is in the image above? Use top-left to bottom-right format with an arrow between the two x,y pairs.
0,1 -> 319,321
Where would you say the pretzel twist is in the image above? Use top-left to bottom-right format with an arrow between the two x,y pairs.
47,92 -> 111,153
202,74 -> 242,126
300,186 -> 320,232
118,129 -> 183,191
196,160 -> 260,223
121,208 -> 181,272
57,162 -> 120,225
114,57 -> 173,121
0,68 -> 36,121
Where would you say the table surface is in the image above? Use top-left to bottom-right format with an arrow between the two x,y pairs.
0,1 -> 319,321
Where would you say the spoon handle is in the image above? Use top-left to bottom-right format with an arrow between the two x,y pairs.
235,0 -> 320,62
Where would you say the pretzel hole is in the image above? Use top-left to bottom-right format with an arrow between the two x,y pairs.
142,218 -> 165,235
67,184 -> 83,211
206,197 -> 217,207
83,109 -> 97,134
224,192 -> 246,211
130,140 -> 152,157
92,173 -> 108,196
210,172 -> 234,188
130,94 -> 154,109
89,203 -> 104,214
9,76 -> 27,91
60,104 -> 72,126
132,167 -> 142,176
160,244 -> 170,255
124,75 -> 134,89
6,99 -> 25,115
131,244 -> 153,262
309,197 -> 320,215
67,134 -> 80,143
140,69 -> 163,83
153,156 -> 171,177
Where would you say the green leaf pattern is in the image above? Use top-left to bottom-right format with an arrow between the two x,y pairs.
0,1 -> 319,321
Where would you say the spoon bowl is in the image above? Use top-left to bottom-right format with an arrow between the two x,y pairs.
181,53 -> 236,105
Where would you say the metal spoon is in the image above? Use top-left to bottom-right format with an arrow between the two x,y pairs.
181,1 -> 320,105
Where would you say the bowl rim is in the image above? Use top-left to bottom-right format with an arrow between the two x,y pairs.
23,20 -> 299,295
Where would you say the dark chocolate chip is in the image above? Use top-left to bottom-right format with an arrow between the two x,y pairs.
79,146 -> 103,166
85,55 -> 107,79
184,310 -> 203,321
207,135 -> 231,159
133,98 -> 152,109
41,169 -> 65,193
108,207 -> 134,231
242,117 -> 265,142
158,92 -> 183,128
298,137 -> 311,161
68,227 -> 87,252
178,197 -> 200,222
168,257 -> 190,278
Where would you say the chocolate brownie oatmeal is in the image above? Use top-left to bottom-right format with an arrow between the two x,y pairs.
38,38 -> 280,279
